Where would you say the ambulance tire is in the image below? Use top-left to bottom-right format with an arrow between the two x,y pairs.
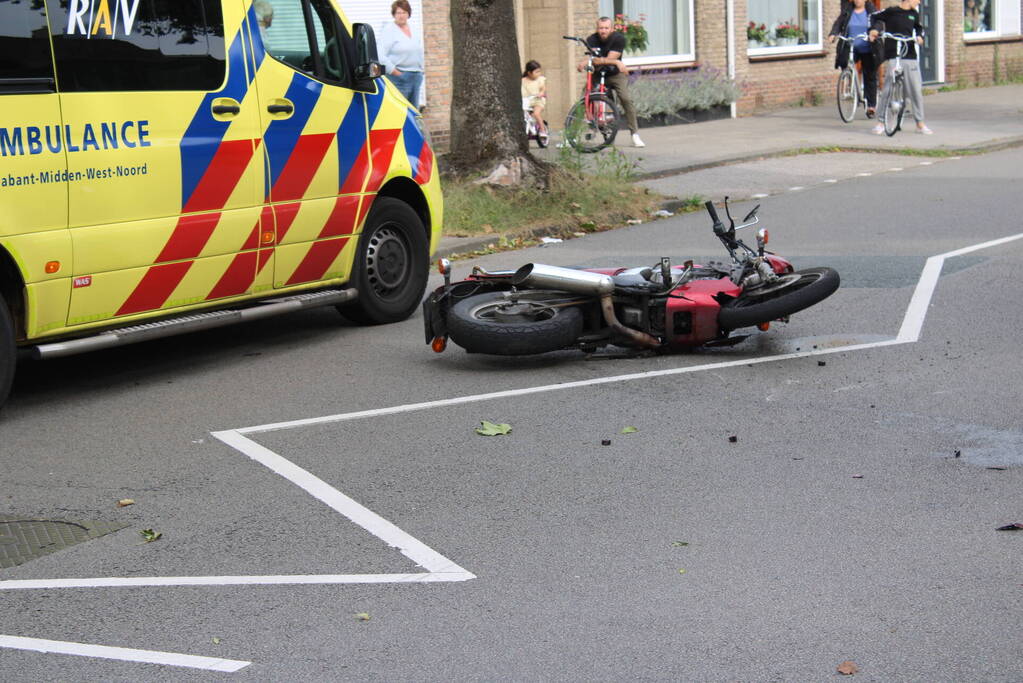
340,197 -> 429,325
0,297 -> 14,410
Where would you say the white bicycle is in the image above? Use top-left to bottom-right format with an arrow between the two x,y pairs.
523,97 -> 549,148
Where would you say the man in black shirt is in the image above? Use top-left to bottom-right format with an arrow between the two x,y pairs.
869,0 -> 932,134
579,16 -> 644,147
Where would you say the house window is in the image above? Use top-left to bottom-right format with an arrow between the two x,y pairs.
747,0 -> 822,55
598,0 -> 695,65
964,0 -> 1023,39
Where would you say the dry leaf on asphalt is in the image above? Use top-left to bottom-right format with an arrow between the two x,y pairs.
116,499 -> 135,507
837,660 -> 858,675
355,613 -> 371,621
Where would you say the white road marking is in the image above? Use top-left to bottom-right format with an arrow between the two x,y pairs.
856,172 -> 872,177
752,193 -> 769,198
889,167 -> 903,171
0,635 -> 250,672
3,232 -> 1021,595
788,186 -> 804,191
824,179 -> 838,183
920,161 -> 934,165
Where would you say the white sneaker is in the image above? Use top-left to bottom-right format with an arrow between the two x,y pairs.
871,124 -> 884,135
632,133 -> 646,148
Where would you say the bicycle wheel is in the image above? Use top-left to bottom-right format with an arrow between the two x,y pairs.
836,69 -> 857,123
564,93 -> 620,153
884,76 -> 905,136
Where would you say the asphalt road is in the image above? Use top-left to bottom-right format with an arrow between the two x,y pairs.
1,148 -> 1021,681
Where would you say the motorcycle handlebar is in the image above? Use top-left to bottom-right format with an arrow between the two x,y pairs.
704,200 -> 720,223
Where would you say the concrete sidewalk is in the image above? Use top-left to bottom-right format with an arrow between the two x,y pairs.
438,83 -> 1023,257
618,83 -> 1023,178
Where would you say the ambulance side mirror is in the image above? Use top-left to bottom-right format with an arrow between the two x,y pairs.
353,23 -> 383,80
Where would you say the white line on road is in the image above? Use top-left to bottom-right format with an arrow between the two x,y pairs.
0,635 -> 250,672
788,186 -> 804,191
824,179 -> 838,183
856,172 -> 872,177
889,167 -> 903,171
920,161 -> 934,165
752,193 -> 769,198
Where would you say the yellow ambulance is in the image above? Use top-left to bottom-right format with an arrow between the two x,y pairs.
0,0 -> 442,408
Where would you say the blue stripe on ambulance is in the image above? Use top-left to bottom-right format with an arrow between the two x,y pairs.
245,2 -> 266,73
336,94 -> 366,191
179,30 -> 251,210
402,108 -> 425,178
263,73 -> 323,189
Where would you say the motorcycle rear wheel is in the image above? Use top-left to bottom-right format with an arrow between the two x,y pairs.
717,267 -> 840,331
447,290 -> 584,356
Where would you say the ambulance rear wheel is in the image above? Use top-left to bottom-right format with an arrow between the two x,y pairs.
339,197 -> 429,325
0,297 -> 15,410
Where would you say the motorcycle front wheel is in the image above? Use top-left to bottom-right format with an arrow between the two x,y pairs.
447,290 -> 584,355
717,267 -> 840,331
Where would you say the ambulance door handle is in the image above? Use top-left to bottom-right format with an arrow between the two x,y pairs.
267,103 -> 294,114
211,98 -> 241,119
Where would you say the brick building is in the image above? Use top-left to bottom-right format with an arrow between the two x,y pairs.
416,0 -> 1023,151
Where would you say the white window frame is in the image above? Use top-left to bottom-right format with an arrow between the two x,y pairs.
619,0 -> 696,66
964,0 -> 1023,41
747,0 -> 823,57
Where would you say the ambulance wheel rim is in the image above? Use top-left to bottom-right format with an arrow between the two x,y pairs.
366,225 -> 410,296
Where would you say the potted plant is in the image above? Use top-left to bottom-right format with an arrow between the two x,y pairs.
774,20 -> 803,47
747,21 -> 767,48
614,13 -> 649,55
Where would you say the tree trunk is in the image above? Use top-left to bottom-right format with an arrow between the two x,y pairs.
449,0 -> 546,186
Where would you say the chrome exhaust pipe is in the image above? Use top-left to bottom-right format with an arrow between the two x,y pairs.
512,263 -> 615,296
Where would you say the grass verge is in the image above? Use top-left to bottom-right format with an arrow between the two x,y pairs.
442,147 -> 665,244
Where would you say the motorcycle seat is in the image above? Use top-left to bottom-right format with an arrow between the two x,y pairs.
611,270 -> 659,292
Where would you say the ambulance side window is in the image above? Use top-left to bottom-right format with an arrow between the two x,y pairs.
261,0 -> 351,87
0,0 -> 55,93
48,0 -> 226,93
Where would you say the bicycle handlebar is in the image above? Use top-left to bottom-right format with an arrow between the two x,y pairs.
563,35 -> 599,57
836,33 -> 869,42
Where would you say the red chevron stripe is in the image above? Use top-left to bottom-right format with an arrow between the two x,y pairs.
206,250 -> 257,300
366,129 -> 402,194
414,141 -> 434,184
340,143 -> 370,196
318,195 -> 361,238
155,213 -> 222,264
183,139 -> 258,214
116,261 -> 193,316
272,133 -> 335,201
285,237 -> 350,286
257,248 -> 273,274
274,201 -> 301,242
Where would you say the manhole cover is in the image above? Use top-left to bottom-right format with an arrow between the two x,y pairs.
0,516 -> 129,569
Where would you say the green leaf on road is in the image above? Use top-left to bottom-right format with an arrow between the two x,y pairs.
671,541 -> 689,547
139,528 -> 161,543
620,426 -> 638,434
355,612 -> 371,621
212,637 -> 221,645
476,420 -> 512,436
678,568 -> 687,575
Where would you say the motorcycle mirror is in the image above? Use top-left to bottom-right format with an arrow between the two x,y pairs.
743,204 -> 761,223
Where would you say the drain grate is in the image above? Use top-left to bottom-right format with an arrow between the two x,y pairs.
0,515 -> 129,569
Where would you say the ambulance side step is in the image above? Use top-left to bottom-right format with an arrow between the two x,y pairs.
30,288 -> 358,360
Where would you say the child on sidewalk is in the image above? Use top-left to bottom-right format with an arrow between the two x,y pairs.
521,60 -> 547,138
869,0 -> 933,135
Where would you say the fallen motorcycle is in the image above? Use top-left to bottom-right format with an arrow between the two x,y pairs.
423,199 -> 840,356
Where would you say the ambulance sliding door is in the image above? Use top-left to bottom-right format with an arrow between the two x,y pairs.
47,0 -> 267,326
246,0 -> 364,290
0,0 -> 71,337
